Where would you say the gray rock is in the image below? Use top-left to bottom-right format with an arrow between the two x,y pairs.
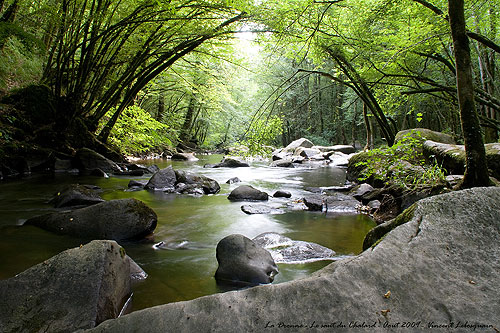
174,170 -> 220,194
0,240 -> 131,332
351,183 -> 375,200
228,185 -> 268,201
145,166 -> 177,191
215,234 -> 278,285
252,232 -> 337,263
147,164 -> 160,174
74,148 -> 122,174
328,152 -> 351,167
226,177 -> 241,184
174,183 -> 205,195
273,190 -> 292,198
241,204 -> 272,214
293,147 -> 321,158
25,198 -> 157,241
367,199 -> 381,210
49,184 -> 104,208
240,204 -> 284,215
85,187 -> 500,333
271,149 -> 288,161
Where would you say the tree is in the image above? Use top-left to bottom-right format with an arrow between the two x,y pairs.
448,0 -> 491,188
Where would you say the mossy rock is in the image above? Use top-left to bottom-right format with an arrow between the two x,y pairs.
346,151 -> 385,187
395,128 -> 455,145
423,141 -> 500,180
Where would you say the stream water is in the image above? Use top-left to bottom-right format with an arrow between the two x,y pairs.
0,154 -> 375,311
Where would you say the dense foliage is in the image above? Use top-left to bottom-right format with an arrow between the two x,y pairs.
0,0 -> 498,165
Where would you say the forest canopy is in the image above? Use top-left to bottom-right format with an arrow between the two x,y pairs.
0,0 -> 498,159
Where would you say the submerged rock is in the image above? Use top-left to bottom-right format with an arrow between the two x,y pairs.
49,184 -> 104,208
0,240 -> 131,332
215,234 -> 278,285
240,204 -> 284,215
228,185 -> 268,201
25,198 -> 157,241
252,232 -> 338,263
87,187 -> 500,332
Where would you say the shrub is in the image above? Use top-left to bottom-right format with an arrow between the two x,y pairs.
355,130 -> 446,190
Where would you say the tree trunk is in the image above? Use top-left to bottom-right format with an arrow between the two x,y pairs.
363,103 -> 373,151
448,0 -> 491,188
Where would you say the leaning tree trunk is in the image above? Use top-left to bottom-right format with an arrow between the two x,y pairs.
448,0 -> 491,188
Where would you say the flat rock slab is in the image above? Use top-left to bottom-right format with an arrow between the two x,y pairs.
253,232 -> 338,264
0,240 -> 131,332
86,187 -> 500,332
240,204 -> 285,215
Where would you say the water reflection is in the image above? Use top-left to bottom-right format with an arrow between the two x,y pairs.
0,154 -> 375,311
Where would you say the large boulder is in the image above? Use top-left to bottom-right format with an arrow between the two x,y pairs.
24,198 -> 157,241
227,185 -> 269,201
49,184 -> 104,208
214,234 -> 278,285
174,170 -> 220,194
74,148 -> 122,174
144,166 -> 177,191
423,140 -> 500,180
395,128 -> 455,145
0,240 -> 131,332
86,187 -> 500,332
282,138 -> 314,153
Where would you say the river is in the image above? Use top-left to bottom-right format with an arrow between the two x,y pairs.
0,154 -> 375,311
